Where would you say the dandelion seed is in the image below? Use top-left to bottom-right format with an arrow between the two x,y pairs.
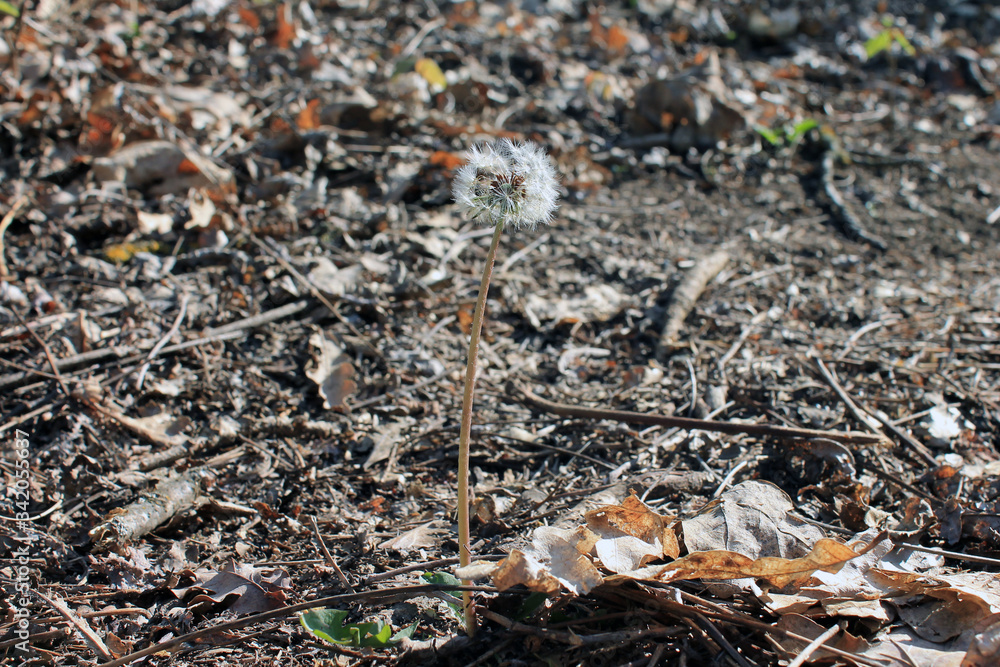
452,138 -> 559,230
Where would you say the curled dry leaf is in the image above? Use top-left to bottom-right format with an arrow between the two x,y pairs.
92,140 -> 234,196
585,493 -> 680,572
681,480 -> 826,561
650,537 -> 866,588
306,330 -> 357,410
492,526 -> 603,596
173,561 -> 291,615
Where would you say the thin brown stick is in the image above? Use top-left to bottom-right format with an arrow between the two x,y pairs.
0,346 -> 129,391
604,588 -> 890,667
310,515 -> 355,593
657,248 -> 730,358
479,608 -> 684,647
867,409 -> 938,467
135,292 -> 190,389
35,591 -> 112,661
813,357 -> 885,437
0,626 -> 71,650
202,298 -> 311,336
691,612 -> 753,667
514,384 -> 890,446
12,309 -> 70,396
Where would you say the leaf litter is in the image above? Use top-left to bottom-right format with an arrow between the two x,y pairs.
1,0 -> 999,665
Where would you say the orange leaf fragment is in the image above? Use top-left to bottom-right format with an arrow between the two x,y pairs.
297,99 -> 321,130
238,7 -> 260,30
273,4 -> 294,49
606,24 -> 629,55
492,550 -> 562,595
457,304 -> 473,334
177,159 -> 202,175
429,150 -> 465,171
586,493 -> 679,560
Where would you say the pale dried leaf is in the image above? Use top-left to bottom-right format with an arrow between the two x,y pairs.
305,331 -> 357,409
681,480 -> 825,560
379,521 -> 447,553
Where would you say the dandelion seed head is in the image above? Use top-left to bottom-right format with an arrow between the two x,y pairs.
452,138 -> 560,230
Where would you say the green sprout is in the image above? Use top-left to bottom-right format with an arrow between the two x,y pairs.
755,118 -> 818,147
865,18 -> 915,60
300,608 -> 416,648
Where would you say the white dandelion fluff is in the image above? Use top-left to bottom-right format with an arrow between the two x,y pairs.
452,139 -> 560,230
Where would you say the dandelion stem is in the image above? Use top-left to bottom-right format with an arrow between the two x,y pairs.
457,221 -> 504,637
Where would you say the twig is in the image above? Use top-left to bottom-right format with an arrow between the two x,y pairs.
203,298 -> 311,336
691,613 -> 754,667
813,357 -> 885,436
35,591 -> 112,661
0,346 -> 129,391
11,308 -> 70,396
479,608 -> 684,647
892,540 -> 1000,567
601,587 -> 889,667
514,384 -> 889,446
310,516 -> 355,593
787,624 -> 840,667
657,248 -> 730,358
713,460 -> 749,498
97,584 -> 496,667
866,409 -> 937,467
89,471 -> 205,550
135,292 -> 190,389
398,17 -> 447,60
0,626 -> 71,650
837,317 -> 900,361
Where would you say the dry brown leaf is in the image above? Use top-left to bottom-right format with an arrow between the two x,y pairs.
491,526 -> 603,595
297,99 -> 321,130
655,537 -> 863,588
585,493 -> 679,560
586,494 -> 668,543
305,331 -> 357,410
92,141 -> 234,196
594,534 -> 663,574
174,561 -> 291,615
492,549 -> 561,595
